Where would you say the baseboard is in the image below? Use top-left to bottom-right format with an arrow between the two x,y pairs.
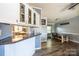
70,40 -> 79,43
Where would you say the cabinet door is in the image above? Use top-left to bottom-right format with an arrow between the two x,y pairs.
25,4 -> 29,25
28,8 -> 32,24
36,13 -> 40,27
41,17 -> 47,26
33,12 -> 36,25
17,3 -> 28,25
17,3 -> 30,26
33,11 -> 40,27
20,3 -> 25,23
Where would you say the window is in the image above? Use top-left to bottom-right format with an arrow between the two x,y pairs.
47,26 -> 52,33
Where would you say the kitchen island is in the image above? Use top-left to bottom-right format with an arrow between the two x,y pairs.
0,33 -> 41,56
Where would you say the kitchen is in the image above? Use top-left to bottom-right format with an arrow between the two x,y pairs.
1,3 -> 79,56
0,3 -> 43,56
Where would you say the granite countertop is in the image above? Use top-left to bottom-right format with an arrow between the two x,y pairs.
0,33 -> 41,45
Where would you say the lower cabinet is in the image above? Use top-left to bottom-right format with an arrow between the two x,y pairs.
35,35 -> 41,49
0,35 -> 41,56
0,45 -> 5,56
0,37 -> 35,56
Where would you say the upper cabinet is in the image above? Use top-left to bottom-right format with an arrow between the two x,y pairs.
0,3 -> 40,27
41,17 -> 47,26
27,6 -> 40,27
20,3 -> 25,23
35,12 -> 40,27
33,12 -> 36,25
28,8 -> 32,24
18,3 -> 28,25
32,7 -> 41,27
31,10 -> 40,27
0,3 -> 27,25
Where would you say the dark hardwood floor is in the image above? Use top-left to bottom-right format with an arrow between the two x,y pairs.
33,39 -> 79,56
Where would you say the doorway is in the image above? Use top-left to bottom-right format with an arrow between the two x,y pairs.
47,25 -> 52,39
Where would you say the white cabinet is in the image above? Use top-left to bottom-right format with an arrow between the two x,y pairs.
32,7 -> 41,27
27,7 -> 33,25
0,3 -> 40,27
41,17 -> 47,26
0,3 -> 29,25
33,11 -> 36,25
36,12 -> 40,27
32,10 -> 40,27
27,6 -> 40,27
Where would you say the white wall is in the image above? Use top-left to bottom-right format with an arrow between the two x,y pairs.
57,16 -> 79,34
0,3 -> 19,24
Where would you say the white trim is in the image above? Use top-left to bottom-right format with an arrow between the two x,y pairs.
70,40 -> 79,43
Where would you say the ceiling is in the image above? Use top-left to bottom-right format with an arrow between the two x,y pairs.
29,3 -> 79,24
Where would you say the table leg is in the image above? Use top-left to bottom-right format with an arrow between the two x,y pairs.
66,36 -> 69,42
61,35 -> 64,43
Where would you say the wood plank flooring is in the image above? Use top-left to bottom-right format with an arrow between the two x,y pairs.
33,39 -> 79,56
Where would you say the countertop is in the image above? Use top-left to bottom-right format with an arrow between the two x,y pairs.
0,33 -> 41,45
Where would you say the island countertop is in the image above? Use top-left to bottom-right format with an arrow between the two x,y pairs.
0,33 -> 41,45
